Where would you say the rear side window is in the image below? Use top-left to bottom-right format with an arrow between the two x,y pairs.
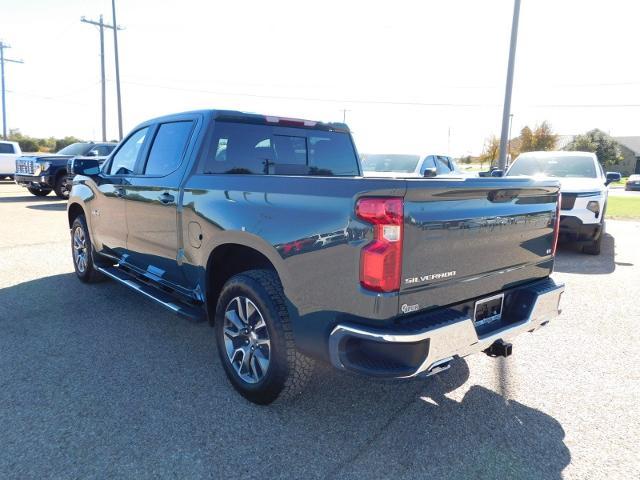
145,121 -> 194,176
0,143 -> 15,154
202,121 -> 359,176
108,127 -> 149,175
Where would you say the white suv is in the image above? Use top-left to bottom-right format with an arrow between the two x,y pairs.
506,151 -> 620,255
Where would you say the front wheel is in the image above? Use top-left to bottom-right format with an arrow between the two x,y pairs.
582,233 -> 602,255
54,174 -> 70,199
27,187 -> 51,197
214,270 -> 314,404
71,214 -> 104,283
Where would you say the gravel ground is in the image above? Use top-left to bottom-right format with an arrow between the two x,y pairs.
0,181 -> 638,479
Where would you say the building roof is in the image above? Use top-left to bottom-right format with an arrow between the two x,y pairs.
613,136 -> 640,154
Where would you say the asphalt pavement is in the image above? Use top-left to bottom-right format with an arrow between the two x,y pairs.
1,180 -> 638,479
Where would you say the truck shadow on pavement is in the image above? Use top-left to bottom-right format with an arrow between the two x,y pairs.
0,273 -> 570,479
553,233 -> 615,274
26,202 -> 67,211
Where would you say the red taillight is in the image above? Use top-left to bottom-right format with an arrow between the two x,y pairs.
356,197 -> 403,292
552,192 -> 561,256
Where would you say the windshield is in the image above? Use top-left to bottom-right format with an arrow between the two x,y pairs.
361,154 -> 420,173
507,155 -> 597,178
56,143 -> 92,156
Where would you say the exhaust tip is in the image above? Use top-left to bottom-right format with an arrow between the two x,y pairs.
484,339 -> 513,358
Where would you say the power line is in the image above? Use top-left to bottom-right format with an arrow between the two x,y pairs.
111,0 -> 124,140
0,41 -> 24,139
120,79 -> 640,109
81,14 -> 122,141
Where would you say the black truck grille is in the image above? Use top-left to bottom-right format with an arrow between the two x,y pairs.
561,194 -> 576,210
15,159 -> 35,175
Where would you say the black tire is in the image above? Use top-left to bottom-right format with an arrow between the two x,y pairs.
27,187 -> 51,197
71,214 -> 104,283
214,269 -> 314,404
582,233 -> 602,255
54,174 -> 70,199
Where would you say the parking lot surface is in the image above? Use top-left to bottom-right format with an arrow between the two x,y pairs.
1,180 -> 638,479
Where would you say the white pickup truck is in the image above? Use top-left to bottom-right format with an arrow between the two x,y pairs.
0,140 -> 22,179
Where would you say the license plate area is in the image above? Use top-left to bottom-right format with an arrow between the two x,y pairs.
474,293 -> 504,327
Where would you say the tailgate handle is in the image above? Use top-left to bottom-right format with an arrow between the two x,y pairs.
488,189 -> 519,203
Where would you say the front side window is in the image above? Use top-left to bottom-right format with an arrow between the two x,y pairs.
145,121 -> 194,176
108,127 -> 149,175
0,143 -> 15,154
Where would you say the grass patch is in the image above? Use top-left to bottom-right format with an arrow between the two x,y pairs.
607,196 -> 640,219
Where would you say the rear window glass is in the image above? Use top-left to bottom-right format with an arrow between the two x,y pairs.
202,121 -> 359,176
145,121 -> 194,176
0,143 -> 16,154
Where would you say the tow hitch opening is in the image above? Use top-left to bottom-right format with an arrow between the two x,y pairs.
484,339 -> 513,358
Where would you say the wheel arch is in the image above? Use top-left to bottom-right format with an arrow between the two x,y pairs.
67,202 -> 85,228
204,241 -> 288,325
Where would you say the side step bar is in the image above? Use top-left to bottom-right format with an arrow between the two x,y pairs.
97,266 -> 206,323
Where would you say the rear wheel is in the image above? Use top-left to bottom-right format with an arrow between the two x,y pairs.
214,269 -> 314,404
71,214 -> 104,283
27,187 -> 51,197
54,174 -> 70,199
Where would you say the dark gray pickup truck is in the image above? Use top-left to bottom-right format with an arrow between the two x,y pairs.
67,109 -> 564,404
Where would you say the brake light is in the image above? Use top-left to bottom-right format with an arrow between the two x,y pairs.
356,197 -> 403,292
552,192 -> 561,256
265,116 -> 317,127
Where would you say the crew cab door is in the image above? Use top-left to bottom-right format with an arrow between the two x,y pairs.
91,127 -> 150,257
123,118 -> 198,288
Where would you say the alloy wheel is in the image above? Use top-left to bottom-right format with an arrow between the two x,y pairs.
223,296 -> 271,384
73,226 -> 88,273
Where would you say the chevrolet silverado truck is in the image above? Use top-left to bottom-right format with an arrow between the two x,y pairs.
15,142 -> 116,198
67,110 -> 564,404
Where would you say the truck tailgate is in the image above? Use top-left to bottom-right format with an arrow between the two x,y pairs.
400,178 -> 559,313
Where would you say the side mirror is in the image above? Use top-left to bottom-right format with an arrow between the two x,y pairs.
69,157 -> 103,177
423,167 -> 437,178
605,171 -> 621,185
86,150 -> 99,157
490,169 -> 504,177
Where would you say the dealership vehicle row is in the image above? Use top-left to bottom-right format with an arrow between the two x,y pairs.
1,179 -> 638,479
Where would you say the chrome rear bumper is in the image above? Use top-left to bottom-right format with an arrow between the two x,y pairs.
328,278 -> 564,378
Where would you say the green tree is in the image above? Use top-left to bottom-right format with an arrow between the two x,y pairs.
531,121 -> 558,151
479,135 -> 500,169
55,136 -> 83,152
565,129 -> 623,168
519,126 -> 534,152
517,122 -> 557,154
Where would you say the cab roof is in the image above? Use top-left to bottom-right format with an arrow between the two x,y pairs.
138,109 -> 350,133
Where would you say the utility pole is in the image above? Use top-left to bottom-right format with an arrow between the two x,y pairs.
81,15 -> 118,141
498,0 -> 521,171
341,109 -> 350,123
507,113 -> 514,162
0,41 -> 24,140
112,0 -> 123,140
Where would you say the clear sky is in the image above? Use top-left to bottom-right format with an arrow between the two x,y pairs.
1,0 -> 638,156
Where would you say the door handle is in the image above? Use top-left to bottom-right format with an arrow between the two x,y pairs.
159,192 -> 175,204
